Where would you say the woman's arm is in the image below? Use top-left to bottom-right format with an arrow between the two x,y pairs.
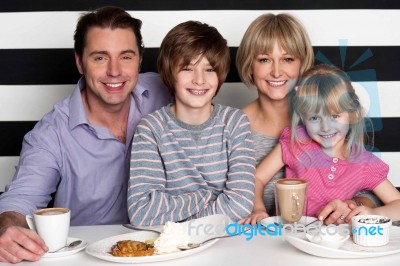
239,143 -> 285,225
347,180 -> 400,221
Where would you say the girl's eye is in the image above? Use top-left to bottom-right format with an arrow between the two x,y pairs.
331,114 -> 340,119
308,116 -> 320,122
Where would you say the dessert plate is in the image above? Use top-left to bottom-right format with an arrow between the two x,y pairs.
285,226 -> 400,258
43,237 -> 87,258
85,231 -> 219,263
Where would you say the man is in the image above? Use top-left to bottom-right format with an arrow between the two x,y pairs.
0,6 -> 171,263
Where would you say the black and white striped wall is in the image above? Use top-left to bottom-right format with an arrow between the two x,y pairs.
1,1 -> 400,190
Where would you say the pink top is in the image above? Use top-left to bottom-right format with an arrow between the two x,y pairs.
279,126 -> 388,217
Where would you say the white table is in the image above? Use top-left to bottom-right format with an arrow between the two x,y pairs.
18,224 -> 400,266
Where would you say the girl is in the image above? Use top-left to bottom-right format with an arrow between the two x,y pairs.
246,64 -> 400,224
127,21 -> 256,226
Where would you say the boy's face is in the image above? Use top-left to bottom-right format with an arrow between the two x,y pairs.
173,55 -> 218,118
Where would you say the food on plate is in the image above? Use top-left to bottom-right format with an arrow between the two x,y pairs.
110,221 -> 192,256
110,240 -> 155,257
154,221 -> 192,254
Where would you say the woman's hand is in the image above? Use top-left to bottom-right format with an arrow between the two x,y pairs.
238,210 -> 269,225
316,199 -> 356,225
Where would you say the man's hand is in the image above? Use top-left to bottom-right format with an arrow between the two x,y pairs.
0,212 -> 47,263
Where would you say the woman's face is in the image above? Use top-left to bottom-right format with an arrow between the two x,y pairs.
251,42 -> 301,101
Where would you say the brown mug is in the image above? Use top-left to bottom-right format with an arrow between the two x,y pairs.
275,178 -> 308,223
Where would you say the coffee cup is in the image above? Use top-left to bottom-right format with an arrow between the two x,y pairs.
26,207 -> 70,252
275,178 -> 308,223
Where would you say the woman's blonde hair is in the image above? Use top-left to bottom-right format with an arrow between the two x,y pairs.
291,64 -> 369,158
236,13 -> 314,87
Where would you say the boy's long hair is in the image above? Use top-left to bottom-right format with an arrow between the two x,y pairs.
291,64 -> 371,159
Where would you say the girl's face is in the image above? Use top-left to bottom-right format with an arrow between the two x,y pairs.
174,55 -> 218,111
302,110 -> 350,157
251,41 -> 301,101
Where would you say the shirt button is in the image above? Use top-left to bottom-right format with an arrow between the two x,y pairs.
331,166 -> 337,172
328,174 -> 334,180
332,158 -> 339,163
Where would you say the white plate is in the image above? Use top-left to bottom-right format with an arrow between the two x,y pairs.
85,231 -> 219,263
286,226 -> 400,258
260,216 -> 319,232
43,237 -> 87,258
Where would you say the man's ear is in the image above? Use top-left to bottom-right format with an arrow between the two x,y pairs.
75,52 -> 84,74
139,56 -> 142,72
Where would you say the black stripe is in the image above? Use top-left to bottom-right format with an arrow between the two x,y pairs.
1,0 -> 400,12
0,46 -> 399,85
0,118 -> 399,156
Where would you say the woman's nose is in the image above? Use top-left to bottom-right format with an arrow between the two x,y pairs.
270,61 -> 282,78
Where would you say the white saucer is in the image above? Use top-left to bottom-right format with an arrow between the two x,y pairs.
43,237 -> 87,258
260,216 -> 318,232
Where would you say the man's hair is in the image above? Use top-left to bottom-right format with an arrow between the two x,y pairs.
157,20 -> 230,97
74,6 -> 144,58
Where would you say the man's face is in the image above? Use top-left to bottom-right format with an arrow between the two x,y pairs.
75,27 -> 141,110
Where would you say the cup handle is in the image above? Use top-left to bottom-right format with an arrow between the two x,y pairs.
25,215 -> 36,230
291,193 -> 300,218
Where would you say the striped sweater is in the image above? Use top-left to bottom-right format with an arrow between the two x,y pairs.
128,104 -> 256,226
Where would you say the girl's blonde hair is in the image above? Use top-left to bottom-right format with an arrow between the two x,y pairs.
236,13 -> 314,87
291,64 -> 369,158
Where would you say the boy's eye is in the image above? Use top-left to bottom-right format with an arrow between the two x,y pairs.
206,68 -> 216,72
181,66 -> 191,71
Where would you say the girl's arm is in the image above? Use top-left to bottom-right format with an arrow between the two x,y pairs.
239,143 -> 285,225
347,180 -> 400,221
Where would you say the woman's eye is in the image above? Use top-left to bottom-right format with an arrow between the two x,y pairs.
258,58 -> 269,63
283,58 -> 294,63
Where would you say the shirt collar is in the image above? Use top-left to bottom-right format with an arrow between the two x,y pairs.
68,76 -> 148,130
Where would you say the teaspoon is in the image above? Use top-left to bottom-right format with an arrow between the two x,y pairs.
48,240 -> 82,253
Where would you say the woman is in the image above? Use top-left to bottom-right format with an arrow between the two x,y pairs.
236,13 -> 378,224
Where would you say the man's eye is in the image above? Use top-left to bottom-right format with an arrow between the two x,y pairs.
94,56 -> 106,61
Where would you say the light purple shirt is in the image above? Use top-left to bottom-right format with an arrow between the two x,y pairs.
0,73 -> 171,225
